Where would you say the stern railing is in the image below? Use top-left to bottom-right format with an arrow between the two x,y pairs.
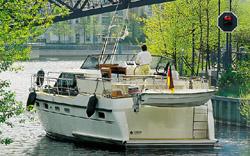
31,73 -> 78,96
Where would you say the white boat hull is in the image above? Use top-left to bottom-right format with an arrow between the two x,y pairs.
35,92 -> 217,148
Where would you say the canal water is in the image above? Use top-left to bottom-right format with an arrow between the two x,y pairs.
0,59 -> 249,156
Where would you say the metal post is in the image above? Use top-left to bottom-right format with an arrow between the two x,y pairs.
225,33 -> 229,70
217,0 -> 221,80
229,35 -> 232,69
225,0 -> 232,71
229,0 -> 232,69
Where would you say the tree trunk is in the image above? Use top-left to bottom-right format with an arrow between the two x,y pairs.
63,32 -> 66,43
191,0 -> 195,77
197,0 -> 203,76
93,24 -> 96,45
191,25 -> 195,77
205,0 -> 211,75
58,33 -> 61,43
173,40 -> 177,70
83,28 -> 86,43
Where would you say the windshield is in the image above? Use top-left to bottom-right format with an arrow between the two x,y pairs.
80,54 -> 171,70
80,54 -> 137,69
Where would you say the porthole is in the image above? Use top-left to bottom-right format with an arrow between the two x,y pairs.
64,108 -> 70,113
98,112 -> 105,119
55,106 -> 60,111
44,103 -> 48,109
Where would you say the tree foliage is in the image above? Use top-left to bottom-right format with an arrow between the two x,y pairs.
142,0 -> 250,120
0,0 -> 66,143
142,0 -> 248,75
234,0 -> 250,47
50,21 -> 74,43
217,60 -> 250,97
125,12 -> 146,44
75,17 -> 95,43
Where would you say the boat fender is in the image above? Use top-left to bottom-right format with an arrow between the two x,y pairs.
26,92 -> 36,110
36,69 -> 45,86
86,94 -> 98,118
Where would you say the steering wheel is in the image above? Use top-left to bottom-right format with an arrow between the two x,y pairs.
155,65 -> 166,75
155,62 -> 170,76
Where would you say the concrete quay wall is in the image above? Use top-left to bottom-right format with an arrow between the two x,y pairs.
212,96 -> 250,127
30,44 -> 140,59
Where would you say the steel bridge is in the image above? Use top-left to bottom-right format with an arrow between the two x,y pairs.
49,0 -> 174,22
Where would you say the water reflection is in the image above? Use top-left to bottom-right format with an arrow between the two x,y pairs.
215,123 -> 250,156
17,122 -> 250,156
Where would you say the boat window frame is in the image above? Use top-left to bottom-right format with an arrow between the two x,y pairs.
80,54 -> 171,71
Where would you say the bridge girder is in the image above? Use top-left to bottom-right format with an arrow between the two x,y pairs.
49,0 -> 174,23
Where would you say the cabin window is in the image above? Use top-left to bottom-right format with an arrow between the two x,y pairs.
44,103 -> 48,109
98,112 -> 105,119
36,102 -> 40,107
55,106 -> 60,111
54,73 -> 83,96
56,73 -> 84,88
56,73 -> 75,88
64,108 -> 70,113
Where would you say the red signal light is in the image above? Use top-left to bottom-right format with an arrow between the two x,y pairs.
218,11 -> 238,32
223,15 -> 233,26
224,15 -> 232,21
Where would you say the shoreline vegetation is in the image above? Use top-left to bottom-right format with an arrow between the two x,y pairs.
0,0 -> 66,144
141,0 -> 250,120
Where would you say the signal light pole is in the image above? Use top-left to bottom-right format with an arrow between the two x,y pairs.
217,0 -> 221,80
227,0 -> 232,71
217,2 -> 237,71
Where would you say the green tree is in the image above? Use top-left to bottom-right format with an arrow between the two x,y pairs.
234,0 -> 250,48
92,16 -> 102,44
75,17 -> 91,44
217,60 -> 250,97
0,0 -> 66,144
50,21 -> 74,43
125,12 -> 146,44
74,16 -> 101,44
142,0 -> 229,75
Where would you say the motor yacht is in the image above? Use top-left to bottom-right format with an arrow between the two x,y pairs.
27,54 -> 217,148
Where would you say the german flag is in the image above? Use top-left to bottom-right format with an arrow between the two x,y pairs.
167,65 -> 175,93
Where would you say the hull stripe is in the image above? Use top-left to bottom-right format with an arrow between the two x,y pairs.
36,98 -> 112,112
39,108 -> 114,123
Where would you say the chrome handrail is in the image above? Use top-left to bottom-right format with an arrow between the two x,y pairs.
31,74 -> 77,96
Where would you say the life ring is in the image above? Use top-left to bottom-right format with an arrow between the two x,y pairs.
86,94 -> 98,118
36,69 -> 45,86
26,92 -> 36,109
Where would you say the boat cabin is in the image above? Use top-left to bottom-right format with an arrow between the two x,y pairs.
80,53 -> 173,77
